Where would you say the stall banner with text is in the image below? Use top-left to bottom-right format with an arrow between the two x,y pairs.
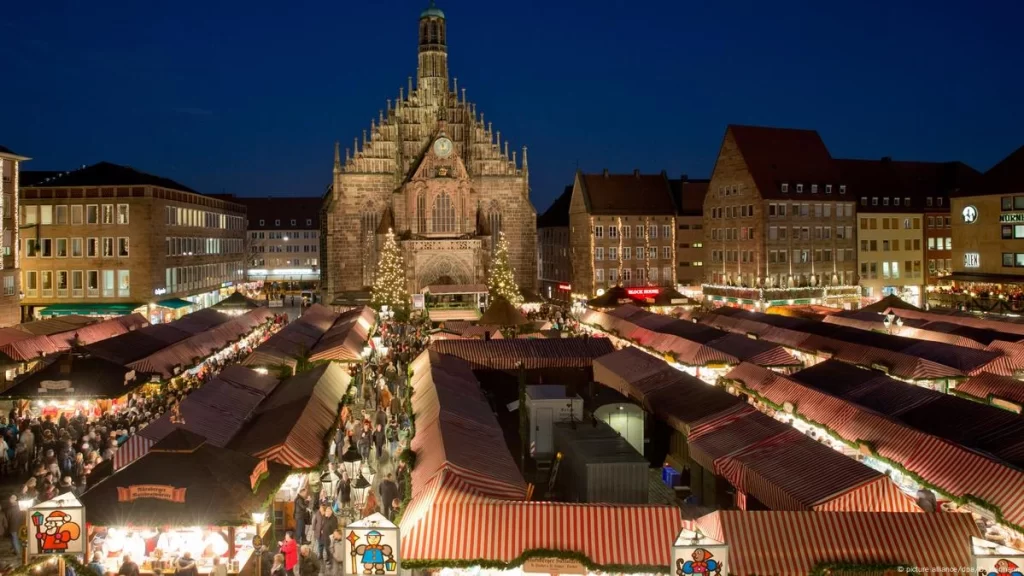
117,485 -> 187,503
344,513 -> 399,576
523,558 -> 587,574
28,500 -> 85,557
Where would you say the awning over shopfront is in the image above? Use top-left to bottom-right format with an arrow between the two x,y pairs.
242,304 -> 340,371
307,306 -> 374,362
409,350 -> 526,500
0,353 -> 142,400
126,308 -> 274,379
229,363 -> 350,468
725,361 -> 1024,530
430,338 -> 614,370
86,308 -> 236,366
688,510 -> 980,576
38,303 -> 143,318
401,470 -> 680,571
82,428 -> 290,527
156,298 -> 195,310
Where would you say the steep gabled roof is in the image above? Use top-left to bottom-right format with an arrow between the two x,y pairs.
577,170 -> 676,215
0,145 -> 29,159
20,161 -> 198,193
669,178 -> 710,216
726,125 -> 839,200
957,144 -> 1024,197
537,185 -> 572,228
235,197 -> 322,230
836,158 -> 981,211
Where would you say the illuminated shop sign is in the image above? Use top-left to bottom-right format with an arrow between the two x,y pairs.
964,253 -> 981,268
1000,213 -> 1024,223
626,288 -> 661,296
963,205 -> 978,223
558,284 -> 572,291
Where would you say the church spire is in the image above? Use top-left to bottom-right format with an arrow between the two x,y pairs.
333,141 -> 341,174
417,1 -> 448,106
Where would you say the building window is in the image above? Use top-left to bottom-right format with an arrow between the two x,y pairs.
25,271 -> 37,296
622,247 -> 631,260
86,205 -> 99,224
87,271 -> 99,297
72,271 -> 83,297
115,204 -> 130,224
102,237 -> 114,257
861,197 -> 867,206
101,204 -> 114,224
596,269 -> 605,283
118,237 -> 129,257
872,197 -> 878,206
102,270 -> 114,298
623,226 -> 631,239
662,246 -> 671,259
635,225 -> 644,238
926,197 -> 933,207
781,183 -> 789,193
39,206 -> 53,225
118,270 -> 130,297
595,247 -> 604,261
649,226 -> 657,239
56,238 -> 68,258
431,191 -> 456,233
56,206 -> 68,225
662,225 -> 671,238
839,185 -> 847,194
41,271 -> 53,297
811,184 -> 818,194
41,239 -> 52,258
56,271 -> 68,297
87,238 -> 98,258
69,205 -> 83,225
826,185 -> 833,194
3,275 -> 14,296
291,219 -> 296,226
259,219 -> 265,226
796,184 -> 803,193
595,225 -> 603,239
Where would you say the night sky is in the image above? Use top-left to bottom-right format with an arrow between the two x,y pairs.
2,0 -> 1021,212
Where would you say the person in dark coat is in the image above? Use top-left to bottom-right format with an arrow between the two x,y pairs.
317,507 -> 339,564
293,488 -> 310,544
372,424 -> 386,462
378,473 -> 400,521
117,555 -> 140,576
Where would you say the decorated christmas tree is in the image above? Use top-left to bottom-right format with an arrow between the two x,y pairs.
370,228 -> 410,313
487,231 -> 524,306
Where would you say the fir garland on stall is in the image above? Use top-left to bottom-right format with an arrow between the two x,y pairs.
400,548 -> 668,574
370,228 -> 410,314
487,231 -> 524,307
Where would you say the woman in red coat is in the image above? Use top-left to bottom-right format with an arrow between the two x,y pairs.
278,531 -> 299,576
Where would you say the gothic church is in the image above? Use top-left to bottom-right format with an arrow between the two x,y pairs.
321,2 -> 537,304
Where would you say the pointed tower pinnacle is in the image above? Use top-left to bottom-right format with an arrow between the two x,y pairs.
522,146 -> 528,171
333,141 -> 341,173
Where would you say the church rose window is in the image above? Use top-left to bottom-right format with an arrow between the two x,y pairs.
432,192 -> 456,233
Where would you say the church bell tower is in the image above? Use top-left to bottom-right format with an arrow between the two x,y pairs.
417,1 -> 448,105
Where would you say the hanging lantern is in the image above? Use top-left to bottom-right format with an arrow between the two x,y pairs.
341,442 -> 363,479
351,473 -> 372,508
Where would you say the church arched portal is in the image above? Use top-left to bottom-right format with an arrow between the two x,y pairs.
418,255 -> 475,289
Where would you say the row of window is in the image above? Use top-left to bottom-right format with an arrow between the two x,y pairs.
678,242 -> 704,248
859,196 -> 943,208
710,205 -> 755,219
594,267 -> 674,284
1000,197 -> 1024,211
711,248 -> 856,264
859,260 -> 923,280
928,216 -> 951,228
256,218 -> 315,228
766,202 -> 856,219
25,237 -> 128,259
929,259 -> 952,274
780,183 -> 846,195
22,204 -> 129,226
859,217 -> 921,230
677,223 -> 703,230
593,224 -> 672,239
249,230 -> 319,240
166,237 -> 243,257
767,226 -> 855,241
594,246 -> 672,261
250,258 -> 319,267
860,239 -> 923,252
678,261 -> 704,267
1002,225 -> 1024,240
262,244 -> 318,254
927,237 -> 953,250
164,262 -> 244,295
24,269 -> 129,298
165,206 -> 244,230
709,272 -> 857,286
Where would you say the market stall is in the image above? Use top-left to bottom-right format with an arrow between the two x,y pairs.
0,352 -> 143,418
82,428 -> 290,576
307,306 -> 374,362
241,304 -> 341,373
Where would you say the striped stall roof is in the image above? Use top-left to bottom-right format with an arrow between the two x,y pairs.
55,314 -> 149,346
957,372 -> 1024,406
584,308 -> 740,367
242,304 -> 340,368
706,334 -> 801,367
401,471 -> 680,569
127,308 -> 275,378
690,510 -> 980,576
112,434 -> 155,470
592,347 -> 676,399
888,308 -> 1024,337
687,411 -> 793,471
981,340 -> 1024,377
409,350 -> 527,500
307,306 -> 374,362
715,429 -> 919,512
429,338 -> 614,370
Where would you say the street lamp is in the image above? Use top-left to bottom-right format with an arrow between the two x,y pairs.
341,441 -> 363,480
882,312 -> 903,334
251,512 -> 266,576
351,473 -> 372,512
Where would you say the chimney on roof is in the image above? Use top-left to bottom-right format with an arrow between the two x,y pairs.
633,169 -> 640,178
603,169 -> 609,178
681,173 -> 689,181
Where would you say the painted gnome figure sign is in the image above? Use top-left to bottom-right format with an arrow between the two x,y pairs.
344,513 -> 399,576
349,530 -> 395,575
33,510 -> 82,554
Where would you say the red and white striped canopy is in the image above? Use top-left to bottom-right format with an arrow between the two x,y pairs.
113,434 -> 155,470
689,510 -> 980,576
956,371 -> 1024,406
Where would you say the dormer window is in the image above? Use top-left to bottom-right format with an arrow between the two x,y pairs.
275,219 -> 281,226
872,197 -> 878,206
883,198 -> 890,206
927,197 -> 933,207
860,197 -> 867,206
781,183 -> 789,193
839,185 -> 847,194
826,184 -> 833,194
938,197 -> 944,206
811,184 -> 818,194
796,184 -> 804,193
894,198 -> 901,206
904,197 -> 910,206
259,219 -> 265,226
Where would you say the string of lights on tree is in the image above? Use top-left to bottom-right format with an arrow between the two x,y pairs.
488,231 -> 524,306
370,228 -> 411,312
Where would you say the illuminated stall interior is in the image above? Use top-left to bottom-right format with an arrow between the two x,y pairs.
82,428 -> 290,575
0,352 -> 144,419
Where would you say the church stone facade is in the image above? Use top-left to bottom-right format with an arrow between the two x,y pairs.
321,2 -> 537,304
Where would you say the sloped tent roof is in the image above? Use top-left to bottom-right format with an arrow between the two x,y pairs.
408,350 -> 526,500
86,308 -> 236,366
81,428 -> 291,527
53,314 -> 149,347
0,353 -> 142,399
14,315 -> 99,337
956,372 -> 1024,406
587,286 -> 641,309
242,304 -> 340,370
307,306 -> 374,362
212,291 -> 262,310
479,298 -> 529,326
127,308 -> 275,379
138,366 -> 281,448
229,363 -> 351,468
689,510 -> 980,576
430,338 -> 614,370
725,361 -> 1024,530
0,329 -> 64,364
860,293 -> 923,314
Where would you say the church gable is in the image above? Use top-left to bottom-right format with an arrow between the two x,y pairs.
409,132 -> 469,182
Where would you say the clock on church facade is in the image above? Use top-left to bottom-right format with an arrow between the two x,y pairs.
321,2 -> 537,305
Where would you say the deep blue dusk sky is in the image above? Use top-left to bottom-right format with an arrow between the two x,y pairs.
2,0 -> 1021,212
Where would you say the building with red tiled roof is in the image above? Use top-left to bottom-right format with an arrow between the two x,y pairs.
568,169 -> 678,297
234,196 -> 322,284
670,177 -> 709,286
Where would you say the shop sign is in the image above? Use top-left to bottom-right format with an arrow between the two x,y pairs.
523,558 -> 587,575
673,528 -> 728,576
117,485 -> 187,503
973,537 -> 1024,576
39,380 -> 72,393
627,287 -> 661,296
154,288 -> 168,296
345,513 -> 399,576
412,294 -> 425,310
28,493 -> 86,557
558,284 -> 572,291
250,458 -> 269,491
963,205 -> 978,223
124,370 -> 137,384
965,253 -> 981,268
1000,213 -> 1024,223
